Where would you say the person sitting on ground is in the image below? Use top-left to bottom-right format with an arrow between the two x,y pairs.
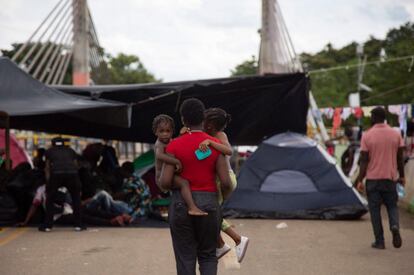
17,184 -> 73,227
118,162 -> 152,222
17,184 -> 131,227
152,114 -> 207,216
199,107 -> 249,263
83,190 -> 133,225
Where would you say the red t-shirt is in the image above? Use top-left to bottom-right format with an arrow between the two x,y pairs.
166,132 -> 220,192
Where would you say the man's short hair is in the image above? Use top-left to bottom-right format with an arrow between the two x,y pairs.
179,98 -> 205,126
371,107 -> 386,122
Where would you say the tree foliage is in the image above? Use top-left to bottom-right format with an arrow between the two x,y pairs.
302,22 -> 414,107
92,53 -> 160,84
231,22 -> 414,107
230,55 -> 258,76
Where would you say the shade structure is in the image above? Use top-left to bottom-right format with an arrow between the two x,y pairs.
54,73 -> 309,144
0,56 -> 309,145
0,57 -> 131,132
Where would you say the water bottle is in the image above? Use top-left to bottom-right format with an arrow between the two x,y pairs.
396,183 -> 405,198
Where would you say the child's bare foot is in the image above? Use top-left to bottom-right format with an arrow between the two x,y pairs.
188,207 -> 208,216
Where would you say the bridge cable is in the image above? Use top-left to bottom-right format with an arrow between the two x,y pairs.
41,25 -> 73,83
27,3 -> 72,73
56,48 -> 73,85
33,10 -> 73,78
19,0 -> 71,67
11,0 -> 66,62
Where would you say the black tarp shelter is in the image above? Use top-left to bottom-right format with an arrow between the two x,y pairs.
1,57 -> 309,145
53,73 -> 309,145
0,57 -> 131,131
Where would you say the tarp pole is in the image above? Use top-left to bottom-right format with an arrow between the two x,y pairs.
0,112 -> 11,171
5,121 -> 10,171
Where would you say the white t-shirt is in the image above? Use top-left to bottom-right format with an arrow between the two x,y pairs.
32,185 -> 73,220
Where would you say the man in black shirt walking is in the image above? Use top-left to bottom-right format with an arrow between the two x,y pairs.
40,137 -> 85,232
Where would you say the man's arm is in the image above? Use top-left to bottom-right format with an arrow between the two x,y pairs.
159,162 -> 176,190
155,146 -> 180,166
397,147 -> 405,186
354,151 -> 369,190
216,154 -> 232,200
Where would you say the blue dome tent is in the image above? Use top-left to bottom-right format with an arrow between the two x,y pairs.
224,132 -> 368,220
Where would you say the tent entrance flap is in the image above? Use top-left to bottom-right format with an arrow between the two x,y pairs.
260,170 -> 317,193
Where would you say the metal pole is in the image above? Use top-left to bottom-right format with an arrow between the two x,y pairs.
132,142 -> 137,159
5,123 -> 10,171
356,44 -> 364,95
0,112 -> 11,171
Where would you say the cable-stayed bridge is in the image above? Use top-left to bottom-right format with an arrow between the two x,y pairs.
11,0 -> 101,86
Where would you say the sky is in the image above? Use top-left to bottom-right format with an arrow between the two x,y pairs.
0,0 -> 413,82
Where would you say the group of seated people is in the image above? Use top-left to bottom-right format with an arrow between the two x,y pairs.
1,141 -> 162,228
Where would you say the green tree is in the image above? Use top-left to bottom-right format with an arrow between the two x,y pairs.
302,22 -> 414,107
232,22 -> 414,108
102,53 -> 160,84
230,55 -> 258,76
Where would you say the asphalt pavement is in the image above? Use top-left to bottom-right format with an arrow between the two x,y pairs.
0,209 -> 413,275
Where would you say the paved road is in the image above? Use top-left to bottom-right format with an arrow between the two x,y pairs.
1,209 -> 413,275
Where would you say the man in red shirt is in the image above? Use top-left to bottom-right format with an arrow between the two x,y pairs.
160,98 -> 232,275
355,107 -> 405,249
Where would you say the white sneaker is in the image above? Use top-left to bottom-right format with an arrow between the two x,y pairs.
216,243 -> 231,259
235,236 -> 249,263
74,226 -> 87,232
